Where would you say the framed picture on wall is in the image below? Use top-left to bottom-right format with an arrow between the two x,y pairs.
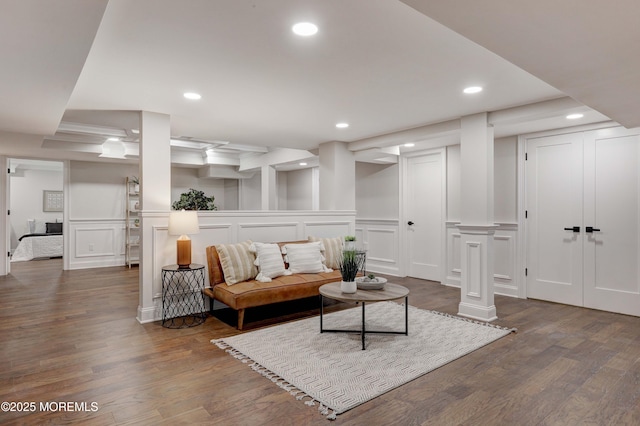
43,190 -> 63,212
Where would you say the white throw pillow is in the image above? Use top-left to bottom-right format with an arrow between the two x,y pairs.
215,241 -> 257,285
250,242 -> 291,282
283,242 -> 331,274
34,220 -> 47,234
308,236 -> 343,270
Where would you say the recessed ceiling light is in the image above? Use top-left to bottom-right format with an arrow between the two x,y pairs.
566,113 -> 584,120
463,86 -> 483,94
292,22 -> 318,36
183,92 -> 202,100
404,143 -> 415,147
299,162 -> 307,166
336,122 -> 349,129
107,137 -> 120,142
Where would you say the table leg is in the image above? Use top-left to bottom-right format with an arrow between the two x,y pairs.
361,302 -> 366,350
320,295 -> 324,333
405,296 -> 409,335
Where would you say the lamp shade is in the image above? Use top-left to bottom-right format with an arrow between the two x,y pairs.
168,210 -> 200,236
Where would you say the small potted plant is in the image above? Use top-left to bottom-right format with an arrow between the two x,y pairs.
344,235 -> 356,251
356,272 -> 387,290
131,176 -> 140,193
339,250 -> 365,293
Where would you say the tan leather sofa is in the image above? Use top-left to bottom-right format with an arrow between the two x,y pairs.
203,241 -> 342,330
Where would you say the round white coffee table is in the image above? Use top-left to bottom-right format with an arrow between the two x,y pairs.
318,282 -> 410,350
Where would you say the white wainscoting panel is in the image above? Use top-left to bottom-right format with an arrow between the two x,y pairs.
447,229 -> 462,284
465,241 -> 482,298
445,222 -> 519,297
238,222 -> 299,242
355,219 -> 400,276
68,219 -> 126,269
305,221 -> 352,239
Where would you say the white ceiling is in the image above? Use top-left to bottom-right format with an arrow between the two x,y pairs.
0,0 -> 633,166
401,0 -> 640,129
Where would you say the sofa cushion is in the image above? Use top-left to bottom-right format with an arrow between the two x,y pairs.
309,236 -> 343,269
282,241 -> 330,274
251,242 -> 291,282
215,240 -> 257,285
211,270 -> 342,310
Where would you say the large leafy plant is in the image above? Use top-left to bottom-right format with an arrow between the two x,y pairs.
172,188 -> 217,210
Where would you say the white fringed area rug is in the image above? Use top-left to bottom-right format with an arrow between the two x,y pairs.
212,302 -> 515,420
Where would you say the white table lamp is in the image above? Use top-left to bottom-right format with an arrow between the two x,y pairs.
168,210 -> 200,268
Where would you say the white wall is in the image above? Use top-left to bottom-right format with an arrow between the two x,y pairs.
284,168 -> 314,210
446,145 -> 461,221
224,179 -> 239,210
494,136 -> 517,223
240,173 -> 261,210
277,171 -> 288,209
354,162 -> 401,275
69,161 -> 137,219
355,162 -> 399,219
67,161 -> 138,269
9,165 -> 63,249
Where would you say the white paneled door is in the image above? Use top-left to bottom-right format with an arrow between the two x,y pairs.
406,152 -> 443,281
526,133 -> 583,306
527,127 -> 640,316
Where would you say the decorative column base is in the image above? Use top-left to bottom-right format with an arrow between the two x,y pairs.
457,224 -> 498,322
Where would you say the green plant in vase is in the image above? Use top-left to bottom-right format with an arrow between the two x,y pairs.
339,249 -> 365,293
344,235 -> 356,251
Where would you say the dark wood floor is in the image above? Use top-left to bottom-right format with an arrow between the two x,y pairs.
1,259 -> 639,425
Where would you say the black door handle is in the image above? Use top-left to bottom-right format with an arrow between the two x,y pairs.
407,221 -> 414,226
564,226 -> 580,232
586,226 -> 601,233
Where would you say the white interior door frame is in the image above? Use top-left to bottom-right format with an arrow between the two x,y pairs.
1,156 -> 8,276
399,147 -> 447,281
62,160 -> 70,271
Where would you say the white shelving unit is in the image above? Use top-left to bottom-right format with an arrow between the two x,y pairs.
125,177 -> 140,267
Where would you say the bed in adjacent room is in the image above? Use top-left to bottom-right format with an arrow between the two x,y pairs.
11,220 -> 63,262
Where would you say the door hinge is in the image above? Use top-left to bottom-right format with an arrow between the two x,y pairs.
7,209 -> 9,215
525,153 -> 528,161
525,210 -> 528,219
7,251 -> 10,257
525,268 -> 528,276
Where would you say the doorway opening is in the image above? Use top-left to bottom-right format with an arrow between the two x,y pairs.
7,158 -> 64,271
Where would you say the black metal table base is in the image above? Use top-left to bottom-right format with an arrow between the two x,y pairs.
162,265 -> 207,329
320,295 -> 408,350
162,313 -> 206,329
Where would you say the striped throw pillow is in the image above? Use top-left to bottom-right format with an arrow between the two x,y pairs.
215,240 -> 257,285
309,236 -> 343,270
250,242 -> 291,282
283,242 -> 330,274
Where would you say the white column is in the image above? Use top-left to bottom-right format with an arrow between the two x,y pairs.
137,111 -> 171,323
458,112 -> 497,321
319,141 -> 355,210
261,165 -> 277,210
